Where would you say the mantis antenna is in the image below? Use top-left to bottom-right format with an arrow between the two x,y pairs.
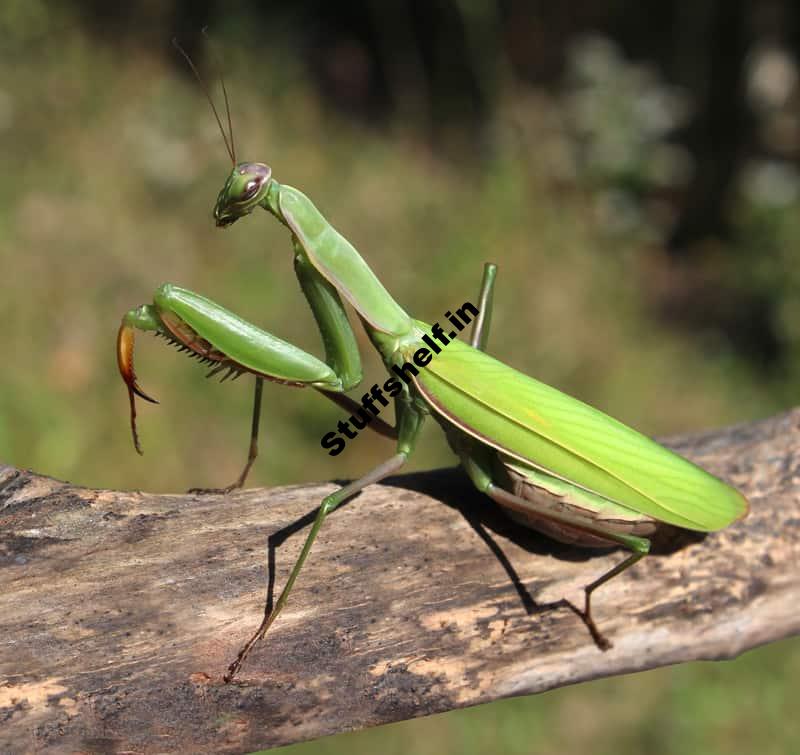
171,35 -> 236,165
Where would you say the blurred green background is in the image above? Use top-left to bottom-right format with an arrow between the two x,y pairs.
1,2 -> 798,753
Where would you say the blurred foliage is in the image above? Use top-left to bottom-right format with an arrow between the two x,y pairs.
0,4 -> 798,755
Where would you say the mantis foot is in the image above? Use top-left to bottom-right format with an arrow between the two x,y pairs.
561,597 -> 613,651
224,623 -> 270,683
188,426 -> 259,495
187,482 -> 244,496
574,590 -> 613,652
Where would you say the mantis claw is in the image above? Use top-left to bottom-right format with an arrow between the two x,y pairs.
117,322 -> 159,455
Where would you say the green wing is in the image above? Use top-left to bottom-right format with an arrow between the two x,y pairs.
410,326 -> 748,531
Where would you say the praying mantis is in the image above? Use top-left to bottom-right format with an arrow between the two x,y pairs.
116,58 -> 749,682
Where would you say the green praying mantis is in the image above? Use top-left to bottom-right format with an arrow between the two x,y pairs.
116,56 -> 749,682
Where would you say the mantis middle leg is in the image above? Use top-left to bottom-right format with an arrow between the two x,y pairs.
224,396 -> 425,681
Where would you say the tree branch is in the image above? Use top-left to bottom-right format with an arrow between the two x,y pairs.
1,410 -> 799,753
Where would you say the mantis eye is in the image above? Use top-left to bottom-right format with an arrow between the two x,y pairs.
241,179 -> 260,201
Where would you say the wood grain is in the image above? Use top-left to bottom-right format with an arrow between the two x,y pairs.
1,410 -> 799,753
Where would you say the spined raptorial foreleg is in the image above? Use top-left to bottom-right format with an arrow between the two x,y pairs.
118,246 -> 385,489
118,283 -> 401,490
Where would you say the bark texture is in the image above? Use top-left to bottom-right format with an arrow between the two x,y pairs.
1,410 -> 799,753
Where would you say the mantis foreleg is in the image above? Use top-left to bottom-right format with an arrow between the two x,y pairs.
119,246 -> 369,486
197,250 -> 365,491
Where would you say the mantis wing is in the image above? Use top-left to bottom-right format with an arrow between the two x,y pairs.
410,326 -> 748,531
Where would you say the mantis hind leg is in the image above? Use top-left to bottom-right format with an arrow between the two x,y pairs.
470,263 -> 497,352
458,444 -> 649,650
578,550 -> 646,648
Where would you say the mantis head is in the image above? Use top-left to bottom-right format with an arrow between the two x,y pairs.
170,40 -> 273,229
170,39 -> 272,228
214,162 -> 273,227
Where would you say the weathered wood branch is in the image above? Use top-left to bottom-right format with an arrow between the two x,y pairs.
1,410 -> 799,753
